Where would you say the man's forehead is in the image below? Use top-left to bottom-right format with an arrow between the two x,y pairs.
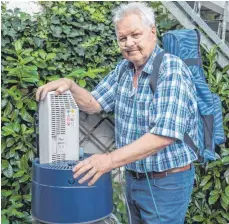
117,28 -> 141,35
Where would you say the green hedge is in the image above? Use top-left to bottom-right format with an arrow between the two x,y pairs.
1,2 -> 229,224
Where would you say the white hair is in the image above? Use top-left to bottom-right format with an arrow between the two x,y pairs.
112,2 -> 155,28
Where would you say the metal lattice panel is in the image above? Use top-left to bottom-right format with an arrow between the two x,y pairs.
79,112 -> 116,154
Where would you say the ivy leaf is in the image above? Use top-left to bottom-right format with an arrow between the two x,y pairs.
3,102 -> 13,117
23,194 -> 32,202
22,77 -> 39,83
225,186 -> 229,197
20,108 -> 33,123
222,156 -> 229,165
13,170 -> 24,178
51,25 -> 62,37
222,64 -> 229,74
78,79 -> 86,87
2,160 -> 9,169
28,100 -> 37,111
67,69 -> 86,77
9,194 -> 22,203
221,193 -> 229,205
14,40 -> 22,54
16,100 -> 23,109
20,155 -> 29,170
46,53 -> 56,61
12,123 -> 20,132
19,174 -> 30,183
6,137 -> 15,147
2,126 -> 15,136
1,216 -> 10,224
2,163 -> 13,178
209,194 -> 220,205
200,175 -> 211,187
46,75 -> 61,81
21,56 -> 34,65
193,215 -> 205,222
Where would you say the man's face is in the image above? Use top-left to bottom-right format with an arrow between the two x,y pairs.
116,14 -> 157,69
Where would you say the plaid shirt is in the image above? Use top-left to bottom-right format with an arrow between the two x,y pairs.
91,45 -> 199,172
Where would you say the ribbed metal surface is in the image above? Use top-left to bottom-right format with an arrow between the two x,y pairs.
34,158 -> 77,170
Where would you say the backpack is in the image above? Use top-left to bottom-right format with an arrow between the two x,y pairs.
151,29 -> 225,163
119,29 -> 225,163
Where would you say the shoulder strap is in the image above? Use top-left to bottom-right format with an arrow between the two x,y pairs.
149,51 -> 165,94
149,50 -> 202,160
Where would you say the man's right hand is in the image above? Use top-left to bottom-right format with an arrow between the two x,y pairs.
36,78 -> 74,101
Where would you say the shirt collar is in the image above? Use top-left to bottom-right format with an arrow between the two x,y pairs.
126,44 -> 163,75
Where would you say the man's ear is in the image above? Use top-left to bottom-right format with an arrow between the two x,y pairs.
151,25 -> 156,35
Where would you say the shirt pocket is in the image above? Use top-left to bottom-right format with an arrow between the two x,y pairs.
135,99 -> 153,133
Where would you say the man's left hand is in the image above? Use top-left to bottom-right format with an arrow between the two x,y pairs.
72,153 -> 113,186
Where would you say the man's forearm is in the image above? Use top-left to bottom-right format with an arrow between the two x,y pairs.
110,133 -> 175,169
70,80 -> 102,114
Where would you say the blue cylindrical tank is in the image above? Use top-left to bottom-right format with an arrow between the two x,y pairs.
32,155 -> 113,224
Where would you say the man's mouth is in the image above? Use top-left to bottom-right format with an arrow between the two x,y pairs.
126,50 -> 139,54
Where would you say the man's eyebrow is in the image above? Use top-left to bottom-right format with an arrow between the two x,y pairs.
118,29 -> 140,37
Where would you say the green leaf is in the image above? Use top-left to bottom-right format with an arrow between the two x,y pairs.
215,216 -> 227,224
46,75 -> 61,81
210,189 -> 221,196
19,174 -> 30,183
20,108 -> 33,123
23,194 -> 31,202
28,100 -> 37,110
78,79 -> 86,87
216,71 -> 222,84
9,194 -> 22,202
13,170 -> 24,178
21,56 -> 34,65
1,216 -> 10,224
6,56 -> 17,61
46,53 -> 56,61
222,64 -> 229,73
21,124 -> 27,133
67,69 -> 86,77
14,40 -> 22,54
225,186 -> 229,197
221,193 -> 229,205
12,123 -> 20,132
2,126 -> 15,136
13,203 -> 24,209
6,137 -> 15,147
3,102 -> 13,117
38,50 -> 47,60
20,155 -> 29,170
12,210 -> 25,218
215,178 -> 221,189
47,66 -> 57,71
2,163 -> 13,178
22,77 -> 39,83
16,100 -> 23,109
202,181 -> 212,191
2,160 -> 9,169
209,194 -> 220,205
200,175 -> 211,187
222,156 -> 229,165
21,48 -> 33,56
1,190 -> 13,197
193,215 -> 205,222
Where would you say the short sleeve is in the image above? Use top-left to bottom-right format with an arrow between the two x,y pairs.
149,73 -> 191,141
91,68 -> 119,113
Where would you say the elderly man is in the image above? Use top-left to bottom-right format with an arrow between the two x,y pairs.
36,2 -> 198,224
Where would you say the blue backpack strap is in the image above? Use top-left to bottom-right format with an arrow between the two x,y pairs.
149,50 -> 200,158
149,51 -> 165,93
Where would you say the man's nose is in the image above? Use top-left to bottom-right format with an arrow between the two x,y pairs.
125,36 -> 135,48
